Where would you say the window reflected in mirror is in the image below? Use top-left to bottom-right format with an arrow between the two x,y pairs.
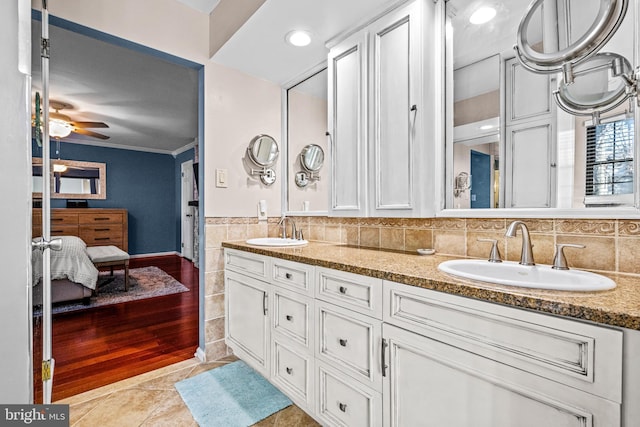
445,0 -> 636,210
32,158 -> 106,199
286,67 -> 329,213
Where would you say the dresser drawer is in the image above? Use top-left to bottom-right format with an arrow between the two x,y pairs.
316,267 -> 383,318
272,287 -> 314,351
50,225 -> 79,236
384,280 -> 623,403
80,225 -> 123,247
50,212 -> 78,225
272,258 -> 314,296
224,249 -> 269,279
316,302 -> 382,390
316,361 -> 382,427
78,212 -> 123,224
271,339 -> 314,409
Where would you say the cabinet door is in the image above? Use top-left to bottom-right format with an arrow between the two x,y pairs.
225,271 -> 270,377
382,324 -> 620,427
328,32 -> 368,216
369,1 -> 421,216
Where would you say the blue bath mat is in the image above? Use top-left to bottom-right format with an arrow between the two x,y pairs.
175,360 -> 292,427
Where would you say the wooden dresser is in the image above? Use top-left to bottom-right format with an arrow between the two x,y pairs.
32,208 -> 128,252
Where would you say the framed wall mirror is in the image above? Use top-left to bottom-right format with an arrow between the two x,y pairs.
32,158 -> 106,199
284,66 -> 329,214
444,0 -> 638,215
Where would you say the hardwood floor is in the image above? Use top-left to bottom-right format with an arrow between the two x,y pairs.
33,254 -> 199,402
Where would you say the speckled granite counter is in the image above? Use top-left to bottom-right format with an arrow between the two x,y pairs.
222,241 -> 640,330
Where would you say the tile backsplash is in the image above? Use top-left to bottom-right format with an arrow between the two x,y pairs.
202,215 -> 640,359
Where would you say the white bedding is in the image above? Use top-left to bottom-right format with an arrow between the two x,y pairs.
32,236 -> 99,290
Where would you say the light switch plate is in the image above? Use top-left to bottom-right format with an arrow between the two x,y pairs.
216,169 -> 228,188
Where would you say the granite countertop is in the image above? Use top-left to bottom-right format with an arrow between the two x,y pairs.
222,241 -> 640,331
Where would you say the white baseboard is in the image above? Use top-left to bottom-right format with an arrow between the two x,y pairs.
129,251 -> 179,259
194,346 -> 207,363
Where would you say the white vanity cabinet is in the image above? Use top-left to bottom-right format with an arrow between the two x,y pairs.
382,280 -> 623,427
327,0 -> 436,217
225,248 -> 632,426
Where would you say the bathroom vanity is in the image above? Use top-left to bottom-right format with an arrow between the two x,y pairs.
223,241 -> 640,427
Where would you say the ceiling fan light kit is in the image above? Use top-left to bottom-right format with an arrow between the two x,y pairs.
35,99 -> 111,141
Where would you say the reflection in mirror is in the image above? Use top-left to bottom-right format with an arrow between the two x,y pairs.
286,67 -> 329,213
32,158 -> 106,199
295,144 -> 325,188
446,0 -> 636,211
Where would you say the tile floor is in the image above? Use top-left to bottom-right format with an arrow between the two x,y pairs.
57,356 -> 320,426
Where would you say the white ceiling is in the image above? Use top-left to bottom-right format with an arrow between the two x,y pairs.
177,0 -> 220,14
212,0 -> 400,85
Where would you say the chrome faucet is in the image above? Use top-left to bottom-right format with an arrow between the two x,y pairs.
277,216 -> 297,240
505,221 -> 535,266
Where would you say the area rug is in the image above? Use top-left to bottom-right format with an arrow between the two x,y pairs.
175,360 -> 292,427
34,266 -> 189,316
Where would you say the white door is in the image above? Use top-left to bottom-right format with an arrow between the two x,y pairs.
370,1 -> 420,216
180,160 -> 194,260
225,271 -> 270,377
382,324 -> 619,427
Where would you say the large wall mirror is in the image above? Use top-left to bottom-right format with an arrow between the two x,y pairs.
33,158 -> 106,199
284,66 -> 329,214
444,0 -> 638,214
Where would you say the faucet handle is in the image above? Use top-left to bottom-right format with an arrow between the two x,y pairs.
296,229 -> 304,240
477,238 -> 502,263
552,243 -> 585,270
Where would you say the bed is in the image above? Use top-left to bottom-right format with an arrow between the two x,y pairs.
32,236 -> 99,306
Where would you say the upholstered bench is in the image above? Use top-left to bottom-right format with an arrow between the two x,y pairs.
86,245 -> 131,291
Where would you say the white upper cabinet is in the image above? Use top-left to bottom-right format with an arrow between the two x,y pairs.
328,32 -> 368,215
328,0 -> 438,217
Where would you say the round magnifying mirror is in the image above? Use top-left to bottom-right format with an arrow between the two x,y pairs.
247,134 -> 279,167
516,0 -> 628,73
300,144 -> 325,172
555,52 -> 633,114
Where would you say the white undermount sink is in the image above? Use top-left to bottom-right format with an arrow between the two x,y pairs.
438,259 -> 616,291
246,237 -> 308,247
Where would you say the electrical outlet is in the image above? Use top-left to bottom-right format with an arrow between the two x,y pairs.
257,200 -> 267,221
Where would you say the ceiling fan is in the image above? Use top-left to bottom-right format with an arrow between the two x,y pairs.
36,100 -> 110,140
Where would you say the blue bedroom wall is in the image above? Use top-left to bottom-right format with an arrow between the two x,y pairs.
33,140 -> 194,256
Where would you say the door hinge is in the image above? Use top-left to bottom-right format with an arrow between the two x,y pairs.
42,360 -> 52,381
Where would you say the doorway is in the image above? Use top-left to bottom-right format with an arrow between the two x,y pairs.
31,11 -> 205,402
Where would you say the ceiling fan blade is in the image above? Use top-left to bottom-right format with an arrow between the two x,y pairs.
71,121 -> 109,129
73,128 -> 110,140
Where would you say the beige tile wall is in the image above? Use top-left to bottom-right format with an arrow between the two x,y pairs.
204,216 -> 640,358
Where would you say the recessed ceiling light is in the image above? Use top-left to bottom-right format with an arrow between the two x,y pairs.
469,6 -> 496,25
285,30 -> 312,47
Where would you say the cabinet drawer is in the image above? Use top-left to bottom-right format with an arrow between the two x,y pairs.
79,225 -> 123,247
316,267 -> 383,318
272,288 -> 314,351
316,302 -> 382,390
316,361 -> 382,427
271,339 -> 314,408
224,249 -> 269,279
272,258 -> 314,296
50,212 -> 78,225
50,225 -> 79,236
384,281 -> 623,402
78,212 -> 123,224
